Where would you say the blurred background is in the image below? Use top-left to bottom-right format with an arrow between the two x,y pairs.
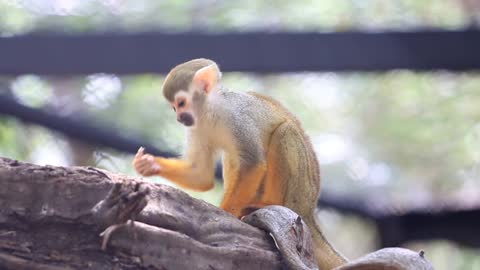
0,1 -> 479,269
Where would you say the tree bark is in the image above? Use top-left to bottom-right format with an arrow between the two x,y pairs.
0,157 -> 434,270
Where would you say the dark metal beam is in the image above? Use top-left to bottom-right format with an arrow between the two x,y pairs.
320,191 -> 480,248
377,208 -> 480,248
1,30 -> 480,75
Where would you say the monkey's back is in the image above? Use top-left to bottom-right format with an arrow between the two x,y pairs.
216,90 -> 321,217
212,91 -> 285,166
220,92 -> 320,218
247,92 -> 321,211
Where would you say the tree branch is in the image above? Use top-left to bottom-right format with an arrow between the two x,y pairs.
0,157 -> 434,269
0,157 -> 281,269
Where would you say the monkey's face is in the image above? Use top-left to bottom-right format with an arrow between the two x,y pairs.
165,62 -> 219,128
172,91 -> 196,127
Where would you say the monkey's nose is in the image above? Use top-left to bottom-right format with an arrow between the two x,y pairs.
178,113 -> 194,126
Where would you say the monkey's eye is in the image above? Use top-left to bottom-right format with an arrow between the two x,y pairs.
178,100 -> 186,108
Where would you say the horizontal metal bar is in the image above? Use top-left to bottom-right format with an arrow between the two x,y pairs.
1,30 -> 480,75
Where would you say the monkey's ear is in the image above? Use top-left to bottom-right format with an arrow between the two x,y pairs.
192,64 -> 221,94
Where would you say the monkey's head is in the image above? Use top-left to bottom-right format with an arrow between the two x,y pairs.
162,58 -> 221,127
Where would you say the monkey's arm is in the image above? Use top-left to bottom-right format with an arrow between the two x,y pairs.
133,142 -> 216,191
154,157 -> 214,191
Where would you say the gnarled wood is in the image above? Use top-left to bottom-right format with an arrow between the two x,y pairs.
0,157 -> 435,270
0,157 -> 281,270
243,206 -> 434,270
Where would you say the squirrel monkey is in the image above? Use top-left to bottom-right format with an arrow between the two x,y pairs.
133,58 -> 346,269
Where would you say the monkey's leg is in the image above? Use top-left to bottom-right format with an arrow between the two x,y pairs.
220,162 -> 267,218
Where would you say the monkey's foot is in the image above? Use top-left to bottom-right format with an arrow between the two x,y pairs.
90,181 -> 150,249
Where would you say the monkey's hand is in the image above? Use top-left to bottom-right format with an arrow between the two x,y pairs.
133,147 -> 162,176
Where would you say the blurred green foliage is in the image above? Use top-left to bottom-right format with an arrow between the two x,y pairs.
0,0 -> 473,34
0,0 -> 479,268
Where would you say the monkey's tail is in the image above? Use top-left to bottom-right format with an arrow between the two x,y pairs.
303,214 -> 347,270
